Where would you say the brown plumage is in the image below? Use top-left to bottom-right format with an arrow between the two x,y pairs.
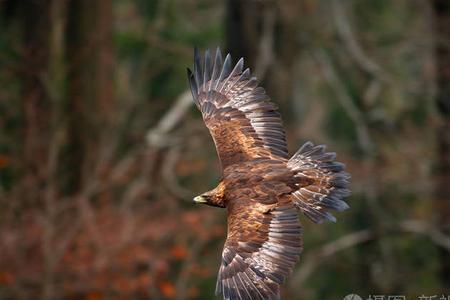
187,48 -> 350,300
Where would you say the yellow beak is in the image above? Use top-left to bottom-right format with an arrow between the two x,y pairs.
193,196 -> 207,204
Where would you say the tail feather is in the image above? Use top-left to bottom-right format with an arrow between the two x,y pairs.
288,141 -> 350,223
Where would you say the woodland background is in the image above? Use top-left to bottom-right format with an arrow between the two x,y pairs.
0,0 -> 449,299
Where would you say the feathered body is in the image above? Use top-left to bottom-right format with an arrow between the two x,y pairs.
187,48 -> 350,300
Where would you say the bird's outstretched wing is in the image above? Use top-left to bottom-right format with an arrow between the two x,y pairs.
216,199 -> 302,300
187,48 -> 288,171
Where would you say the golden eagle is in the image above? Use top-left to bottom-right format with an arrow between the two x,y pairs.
187,48 -> 350,300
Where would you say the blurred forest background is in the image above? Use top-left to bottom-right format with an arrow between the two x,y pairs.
0,0 -> 449,299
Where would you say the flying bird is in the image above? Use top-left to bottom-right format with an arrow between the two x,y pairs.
187,48 -> 350,300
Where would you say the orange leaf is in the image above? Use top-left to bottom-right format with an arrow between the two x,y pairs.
0,271 -> 13,284
85,292 -> 102,300
0,154 -> 10,168
159,281 -> 175,299
170,245 -> 187,260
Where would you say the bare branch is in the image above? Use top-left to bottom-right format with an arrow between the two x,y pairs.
290,220 -> 450,289
331,0 -> 387,80
290,229 -> 373,287
162,145 -> 196,199
398,220 -> 450,251
254,6 -> 276,80
313,49 -> 374,154
146,90 -> 193,148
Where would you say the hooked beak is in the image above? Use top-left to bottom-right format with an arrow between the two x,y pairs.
193,196 -> 207,204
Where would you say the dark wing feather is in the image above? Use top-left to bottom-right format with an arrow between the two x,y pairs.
187,48 -> 289,171
216,199 -> 302,300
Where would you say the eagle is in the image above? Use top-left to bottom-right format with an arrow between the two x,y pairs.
187,48 -> 350,300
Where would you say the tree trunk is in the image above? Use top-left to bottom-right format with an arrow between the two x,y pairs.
432,0 -> 450,290
225,0 -> 304,123
225,0 -> 264,67
65,0 -> 114,194
20,0 -> 53,202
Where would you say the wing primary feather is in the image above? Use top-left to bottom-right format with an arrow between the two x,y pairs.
193,47 -> 203,92
243,269 -> 265,300
220,57 -> 244,92
203,49 -> 212,92
222,278 -> 228,300
236,273 -> 252,300
232,276 -> 243,300
187,68 -> 199,106
244,262 -> 278,298
238,77 -> 258,94
240,68 -> 251,80
211,47 -> 223,91
215,53 -> 232,89
215,267 -> 223,295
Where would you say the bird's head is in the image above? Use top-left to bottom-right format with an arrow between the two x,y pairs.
193,189 -> 225,208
